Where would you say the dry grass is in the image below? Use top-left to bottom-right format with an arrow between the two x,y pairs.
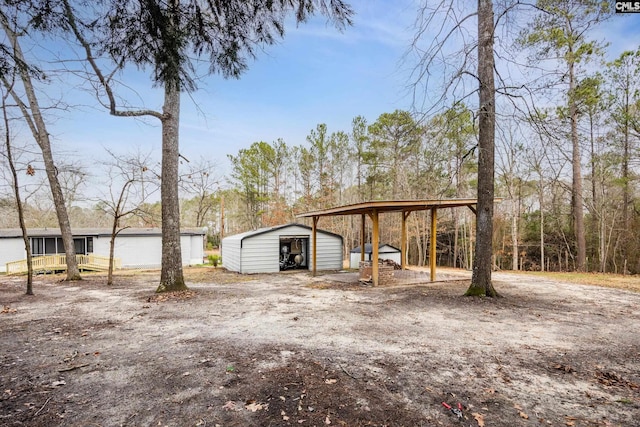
506,270 -> 640,293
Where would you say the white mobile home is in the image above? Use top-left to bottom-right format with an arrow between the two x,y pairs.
0,228 -> 205,272
221,223 -> 343,274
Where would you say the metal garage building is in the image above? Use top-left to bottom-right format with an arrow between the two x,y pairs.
221,223 -> 343,274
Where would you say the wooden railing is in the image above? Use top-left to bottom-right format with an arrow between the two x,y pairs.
5,254 -> 121,275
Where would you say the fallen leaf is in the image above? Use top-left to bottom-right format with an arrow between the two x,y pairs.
51,380 -> 66,387
519,411 -> 529,419
324,379 -> 337,384
325,415 -> 331,425
472,412 -> 485,427
513,403 -> 522,410
553,363 -> 574,373
245,402 -> 265,412
222,401 -> 240,411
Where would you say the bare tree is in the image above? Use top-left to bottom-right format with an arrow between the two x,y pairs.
518,0 -> 612,271
95,148 -> 159,285
1,78 -> 34,294
407,0 -> 500,296
0,9 -> 81,281
496,116 -> 528,271
180,157 -> 221,228
466,0 -> 499,296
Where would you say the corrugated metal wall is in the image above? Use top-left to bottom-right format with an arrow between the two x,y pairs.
221,235 -> 242,272
222,224 -> 343,274
313,230 -> 344,271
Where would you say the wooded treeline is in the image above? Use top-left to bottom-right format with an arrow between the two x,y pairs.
4,65 -> 640,275
1,1 -> 638,275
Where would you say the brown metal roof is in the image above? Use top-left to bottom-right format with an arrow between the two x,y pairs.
296,198 -> 479,218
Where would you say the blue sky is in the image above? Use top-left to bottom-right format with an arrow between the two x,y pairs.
32,1 -> 640,183
49,1 -> 418,179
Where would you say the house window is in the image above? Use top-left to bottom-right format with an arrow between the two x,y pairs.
30,236 -> 94,256
45,238 -> 57,254
74,238 -> 85,255
31,238 -> 44,256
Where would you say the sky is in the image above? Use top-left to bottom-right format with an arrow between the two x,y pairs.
47,0 -> 420,181
14,1 -> 640,187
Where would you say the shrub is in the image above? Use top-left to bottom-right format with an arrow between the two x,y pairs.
208,254 -> 221,267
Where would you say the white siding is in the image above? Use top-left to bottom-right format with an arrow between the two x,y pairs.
0,229 -> 204,271
0,237 -> 26,273
183,234 -> 204,265
94,235 -> 162,268
94,234 -> 203,268
313,231 -> 343,270
221,235 -> 242,272
240,230 -> 281,273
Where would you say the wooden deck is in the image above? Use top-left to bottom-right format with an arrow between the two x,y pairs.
5,254 -> 121,275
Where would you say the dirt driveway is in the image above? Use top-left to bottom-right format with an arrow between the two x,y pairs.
1,267 -> 639,427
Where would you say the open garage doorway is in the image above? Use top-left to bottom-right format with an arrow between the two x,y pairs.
279,236 -> 309,271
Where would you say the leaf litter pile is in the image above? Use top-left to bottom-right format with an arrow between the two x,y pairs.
0,267 -> 639,426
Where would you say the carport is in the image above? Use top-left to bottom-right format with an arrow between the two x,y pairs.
296,199 -> 479,286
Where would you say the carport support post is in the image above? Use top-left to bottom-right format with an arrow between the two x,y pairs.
369,210 -> 379,286
401,211 -> 410,269
430,207 -> 437,282
360,214 -> 366,263
312,216 -> 318,276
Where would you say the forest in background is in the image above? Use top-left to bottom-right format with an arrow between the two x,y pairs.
1,2 -> 639,274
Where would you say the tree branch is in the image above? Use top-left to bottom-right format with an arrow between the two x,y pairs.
61,0 -> 164,120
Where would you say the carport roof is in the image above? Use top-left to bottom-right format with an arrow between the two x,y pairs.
296,198 -> 479,218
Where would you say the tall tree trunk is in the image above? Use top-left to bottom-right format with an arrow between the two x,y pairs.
511,207 -> 518,270
108,226 -> 117,286
453,214 -> 459,268
621,80 -> 630,270
569,59 -> 586,272
1,13 -> 81,281
539,176 -> 545,272
3,89 -> 34,294
589,111 -> 602,271
467,0 -> 498,297
157,83 -> 187,292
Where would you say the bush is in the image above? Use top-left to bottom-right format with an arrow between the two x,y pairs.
208,254 -> 221,267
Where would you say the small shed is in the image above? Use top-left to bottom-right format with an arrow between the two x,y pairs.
349,243 -> 401,269
221,223 -> 343,274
